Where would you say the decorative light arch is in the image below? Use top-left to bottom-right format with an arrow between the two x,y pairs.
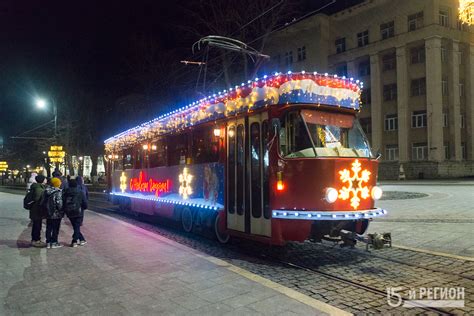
459,0 -> 474,25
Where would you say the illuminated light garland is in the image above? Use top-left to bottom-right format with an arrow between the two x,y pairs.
111,192 -> 221,211
459,0 -> 474,25
104,72 -> 363,152
338,159 -> 371,210
271,208 -> 387,220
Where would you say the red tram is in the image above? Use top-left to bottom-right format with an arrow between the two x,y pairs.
105,71 -> 386,246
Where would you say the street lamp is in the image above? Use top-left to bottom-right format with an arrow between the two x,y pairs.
35,97 -> 58,141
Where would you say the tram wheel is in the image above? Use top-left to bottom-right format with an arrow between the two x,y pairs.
214,212 -> 230,244
181,207 -> 193,233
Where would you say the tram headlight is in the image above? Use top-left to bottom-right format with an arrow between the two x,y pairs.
371,186 -> 383,200
325,187 -> 338,203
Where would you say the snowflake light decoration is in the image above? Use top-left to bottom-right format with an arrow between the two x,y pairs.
338,159 -> 371,210
459,0 -> 474,25
179,167 -> 193,199
120,172 -> 127,193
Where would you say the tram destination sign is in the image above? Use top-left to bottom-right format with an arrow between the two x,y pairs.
48,145 -> 66,163
0,161 -> 8,172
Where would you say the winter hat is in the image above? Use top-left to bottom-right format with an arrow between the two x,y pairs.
35,175 -> 46,184
50,177 -> 61,188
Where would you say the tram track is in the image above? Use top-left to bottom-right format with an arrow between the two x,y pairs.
259,253 -> 454,316
83,200 -> 471,315
1,188 -> 471,314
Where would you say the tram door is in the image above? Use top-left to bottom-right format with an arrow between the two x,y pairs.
227,114 -> 271,237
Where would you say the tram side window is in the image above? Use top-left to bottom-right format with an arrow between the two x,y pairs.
149,138 -> 167,168
236,124 -> 245,216
133,147 -> 143,169
167,133 -> 188,166
192,126 -> 219,164
123,150 -> 133,170
279,111 -> 313,157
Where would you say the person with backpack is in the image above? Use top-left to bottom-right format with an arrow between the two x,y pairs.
63,179 -> 88,247
76,176 -> 88,226
43,177 -> 64,249
26,175 -> 47,247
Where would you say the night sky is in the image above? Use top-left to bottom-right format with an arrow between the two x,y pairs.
0,0 -> 361,163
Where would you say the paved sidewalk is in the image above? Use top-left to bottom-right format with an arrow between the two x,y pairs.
0,192 -> 340,315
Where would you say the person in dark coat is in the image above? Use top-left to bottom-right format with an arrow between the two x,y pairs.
62,179 -> 88,247
76,176 -> 88,226
29,175 -> 47,247
44,177 -> 64,249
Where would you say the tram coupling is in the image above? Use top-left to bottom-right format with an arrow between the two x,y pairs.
339,230 -> 392,251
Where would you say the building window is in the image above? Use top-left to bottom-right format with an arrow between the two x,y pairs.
385,145 -> 399,161
457,19 -> 463,30
358,60 -> 370,77
408,11 -> 424,31
359,117 -> 371,134
410,46 -> 425,64
444,142 -> 450,159
357,30 -> 369,47
384,114 -> 398,131
361,88 -> 371,104
441,47 -> 447,62
383,83 -> 397,101
461,142 -> 467,159
273,54 -> 281,67
284,51 -> 293,66
297,46 -> 306,61
461,114 -> 465,128
439,10 -> 449,27
411,78 -> 426,96
443,112 -> 448,127
442,78 -> 448,96
412,110 -> 427,128
335,38 -> 346,54
380,21 -> 395,39
412,143 -> 428,160
459,50 -> 464,64
382,52 -> 396,71
335,63 -> 347,77
460,83 -> 464,97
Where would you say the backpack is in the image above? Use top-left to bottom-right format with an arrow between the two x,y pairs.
40,190 -> 57,217
23,190 -> 36,210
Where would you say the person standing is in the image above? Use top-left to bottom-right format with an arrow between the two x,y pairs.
29,175 -> 47,247
43,177 -> 64,249
26,172 -> 38,191
63,179 -> 87,247
76,176 -> 88,226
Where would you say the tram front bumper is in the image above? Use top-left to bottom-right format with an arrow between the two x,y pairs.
271,208 -> 387,220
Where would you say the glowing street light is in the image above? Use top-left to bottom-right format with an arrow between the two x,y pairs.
36,99 -> 46,109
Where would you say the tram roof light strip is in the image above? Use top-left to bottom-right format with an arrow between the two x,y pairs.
104,71 -> 363,151
272,209 -> 387,221
111,192 -> 222,211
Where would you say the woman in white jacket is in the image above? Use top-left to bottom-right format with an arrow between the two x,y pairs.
26,172 -> 38,191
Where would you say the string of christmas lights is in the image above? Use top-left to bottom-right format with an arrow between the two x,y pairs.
105,71 -> 363,153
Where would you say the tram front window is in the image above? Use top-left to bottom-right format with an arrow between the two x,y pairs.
279,109 -> 373,158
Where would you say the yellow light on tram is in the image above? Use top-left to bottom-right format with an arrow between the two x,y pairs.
108,154 -> 113,159
151,144 -> 157,151
228,129 -> 235,137
143,144 -> 149,150
114,155 -> 119,159
213,128 -> 221,137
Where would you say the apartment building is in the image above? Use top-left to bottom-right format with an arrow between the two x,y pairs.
263,0 -> 474,178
